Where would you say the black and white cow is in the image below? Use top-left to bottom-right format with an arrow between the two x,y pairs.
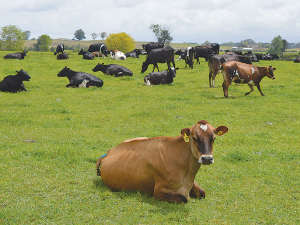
57,66 -> 103,87
4,51 -> 28,59
92,63 -> 133,77
54,44 -> 64,55
141,48 -> 175,73
57,52 -> 68,59
83,52 -> 94,60
88,43 -> 108,57
143,67 -> 179,85
184,47 -> 195,69
0,69 -> 31,93
125,49 -> 142,58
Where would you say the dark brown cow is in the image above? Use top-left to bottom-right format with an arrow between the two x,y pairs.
208,53 -> 252,87
194,46 -> 214,64
96,120 -> 228,203
221,61 -> 276,98
141,48 -> 175,73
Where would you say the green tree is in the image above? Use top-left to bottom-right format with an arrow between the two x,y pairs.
33,34 -> 52,51
149,24 -> 173,47
240,42 -> 248,47
0,25 -> 25,50
282,39 -> 288,53
91,33 -> 98,40
100,32 -> 107,40
23,30 -> 31,40
74,29 -> 86,40
105,32 -> 135,53
268,35 -> 283,55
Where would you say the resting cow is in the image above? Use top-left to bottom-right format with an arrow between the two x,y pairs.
57,66 -> 103,87
96,120 -> 228,203
125,49 -> 142,58
0,69 -> 31,93
54,44 -> 64,55
78,49 -> 87,55
57,52 -> 68,59
144,67 -> 178,85
83,52 -> 94,60
294,56 -> 300,63
92,63 -> 133,77
110,51 -> 126,60
141,48 -> 175,73
4,51 -> 28,59
208,53 -> 252,87
221,61 -> 276,98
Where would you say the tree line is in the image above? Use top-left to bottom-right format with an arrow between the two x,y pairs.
0,24 -> 298,58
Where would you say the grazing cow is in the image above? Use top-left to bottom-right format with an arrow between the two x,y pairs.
110,51 -> 126,60
83,52 -> 94,60
57,66 -> 103,87
88,43 -> 108,57
294,56 -> 300,63
141,48 -> 175,73
96,120 -> 228,203
142,43 -> 164,54
125,49 -> 142,58
184,47 -> 195,69
92,63 -> 133,77
144,67 -> 179,85
78,49 -> 87,55
221,61 -> 276,98
57,52 -> 68,59
208,53 -> 252,87
54,43 -> 64,55
194,46 -> 214,64
0,69 -> 31,93
4,51 -> 28,59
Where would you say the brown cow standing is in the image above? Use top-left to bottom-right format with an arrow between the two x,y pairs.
96,120 -> 228,203
221,61 -> 276,98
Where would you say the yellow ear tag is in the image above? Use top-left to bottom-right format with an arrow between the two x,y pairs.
217,131 -> 223,135
183,133 -> 189,142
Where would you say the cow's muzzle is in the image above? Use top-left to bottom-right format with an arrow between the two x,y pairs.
198,155 -> 214,165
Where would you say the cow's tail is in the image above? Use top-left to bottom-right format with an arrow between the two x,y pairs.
96,153 -> 107,176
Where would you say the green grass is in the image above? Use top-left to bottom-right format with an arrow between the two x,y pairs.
0,51 -> 299,224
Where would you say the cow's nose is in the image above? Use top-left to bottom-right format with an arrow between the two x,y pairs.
199,155 -> 214,165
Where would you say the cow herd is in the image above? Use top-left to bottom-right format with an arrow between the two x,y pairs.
1,42 -> 282,98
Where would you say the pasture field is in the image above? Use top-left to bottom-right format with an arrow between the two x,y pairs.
0,51 -> 299,224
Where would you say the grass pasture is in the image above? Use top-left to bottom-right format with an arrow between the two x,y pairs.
0,51 -> 299,224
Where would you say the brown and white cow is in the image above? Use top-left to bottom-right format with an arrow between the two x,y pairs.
96,120 -> 228,203
221,61 -> 276,98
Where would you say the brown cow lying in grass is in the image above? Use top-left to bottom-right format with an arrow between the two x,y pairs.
221,61 -> 276,98
96,120 -> 228,203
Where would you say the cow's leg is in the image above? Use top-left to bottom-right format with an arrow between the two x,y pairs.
223,81 -> 229,98
255,83 -> 265,96
154,189 -> 188,203
189,181 -> 205,198
245,84 -> 255,96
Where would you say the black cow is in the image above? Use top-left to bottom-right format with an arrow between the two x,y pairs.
57,66 -> 103,87
54,44 -> 64,55
83,52 -> 94,60
78,49 -> 87,55
244,51 -> 259,62
0,69 -> 31,93
262,53 -> 279,60
141,48 -> 175,73
294,56 -> 300,63
92,63 -> 133,77
194,46 -> 214,64
142,43 -> 164,54
208,53 -> 252,87
125,49 -> 142,58
209,43 -> 220,55
144,67 -> 179,85
88,43 -> 108,57
4,51 -> 28,59
57,52 -> 68,59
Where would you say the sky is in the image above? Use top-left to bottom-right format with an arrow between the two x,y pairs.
1,0 -> 300,44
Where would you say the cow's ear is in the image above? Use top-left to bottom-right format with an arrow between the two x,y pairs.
16,70 -> 19,73
181,128 -> 190,142
175,68 -> 179,70
214,126 -> 228,136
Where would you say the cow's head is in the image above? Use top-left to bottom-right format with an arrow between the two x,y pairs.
168,67 -> 179,78
181,120 -> 228,165
57,66 -> 70,77
17,69 -> 31,81
92,63 -> 104,72
141,62 -> 149,73
266,66 -> 276,79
